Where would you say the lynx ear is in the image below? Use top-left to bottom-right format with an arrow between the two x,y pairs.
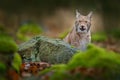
87,11 -> 93,19
76,9 -> 80,18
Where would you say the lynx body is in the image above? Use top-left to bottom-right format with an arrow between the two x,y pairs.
64,10 -> 92,51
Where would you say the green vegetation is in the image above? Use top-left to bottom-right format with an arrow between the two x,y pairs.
68,44 -> 120,69
0,62 -> 6,80
40,44 -> 120,80
91,32 -> 107,42
0,28 -> 22,79
12,52 -> 22,72
0,35 -> 18,53
58,30 -> 70,39
17,22 -> 43,41
0,27 -> 18,53
92,29 -> 120,42
0,62 -> 7,74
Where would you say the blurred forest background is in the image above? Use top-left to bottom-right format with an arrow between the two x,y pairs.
0,0 -> 120,41
0,0 -> 120,79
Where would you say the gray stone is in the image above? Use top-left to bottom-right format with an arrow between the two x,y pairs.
18,36 -> 77,64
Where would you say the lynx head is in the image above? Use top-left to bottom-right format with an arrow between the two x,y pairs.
75,10 -> 92,34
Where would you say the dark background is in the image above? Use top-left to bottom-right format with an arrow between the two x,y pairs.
0,0 -> 120,38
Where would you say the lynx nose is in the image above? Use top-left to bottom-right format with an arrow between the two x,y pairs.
81,26 -> 85,28
80,26 -> 86,31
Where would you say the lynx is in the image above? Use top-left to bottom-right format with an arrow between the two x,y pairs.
64,10 -> 93,51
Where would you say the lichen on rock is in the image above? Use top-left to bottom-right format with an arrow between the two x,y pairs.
18,36 -> 77,64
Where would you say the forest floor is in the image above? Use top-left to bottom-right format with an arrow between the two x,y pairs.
4,28 -> 119,80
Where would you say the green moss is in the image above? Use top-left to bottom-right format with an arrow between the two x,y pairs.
12,52 -> 22,72
41,64 -> 67,74
45,64 -> 70,80
0,26 -> 18,53
91,32 -> 107,42
58,30 -> 70,39
17,23 -> 43,41
0,35 -> 18,53
68,44 -> 120,68
51,64 -> 67,71
40,64 -> 95,80
40,64 -> 66,79
92,29 -> 120,42
68,44 -> 120,79
40,44 -> 120,80
0,62 -> 6,74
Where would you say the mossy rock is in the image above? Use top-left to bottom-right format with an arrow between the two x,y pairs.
19,36 -> 77,64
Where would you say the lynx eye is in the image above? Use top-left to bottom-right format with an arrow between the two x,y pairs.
85,21 -> 87,23
79,20 -> 82,23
